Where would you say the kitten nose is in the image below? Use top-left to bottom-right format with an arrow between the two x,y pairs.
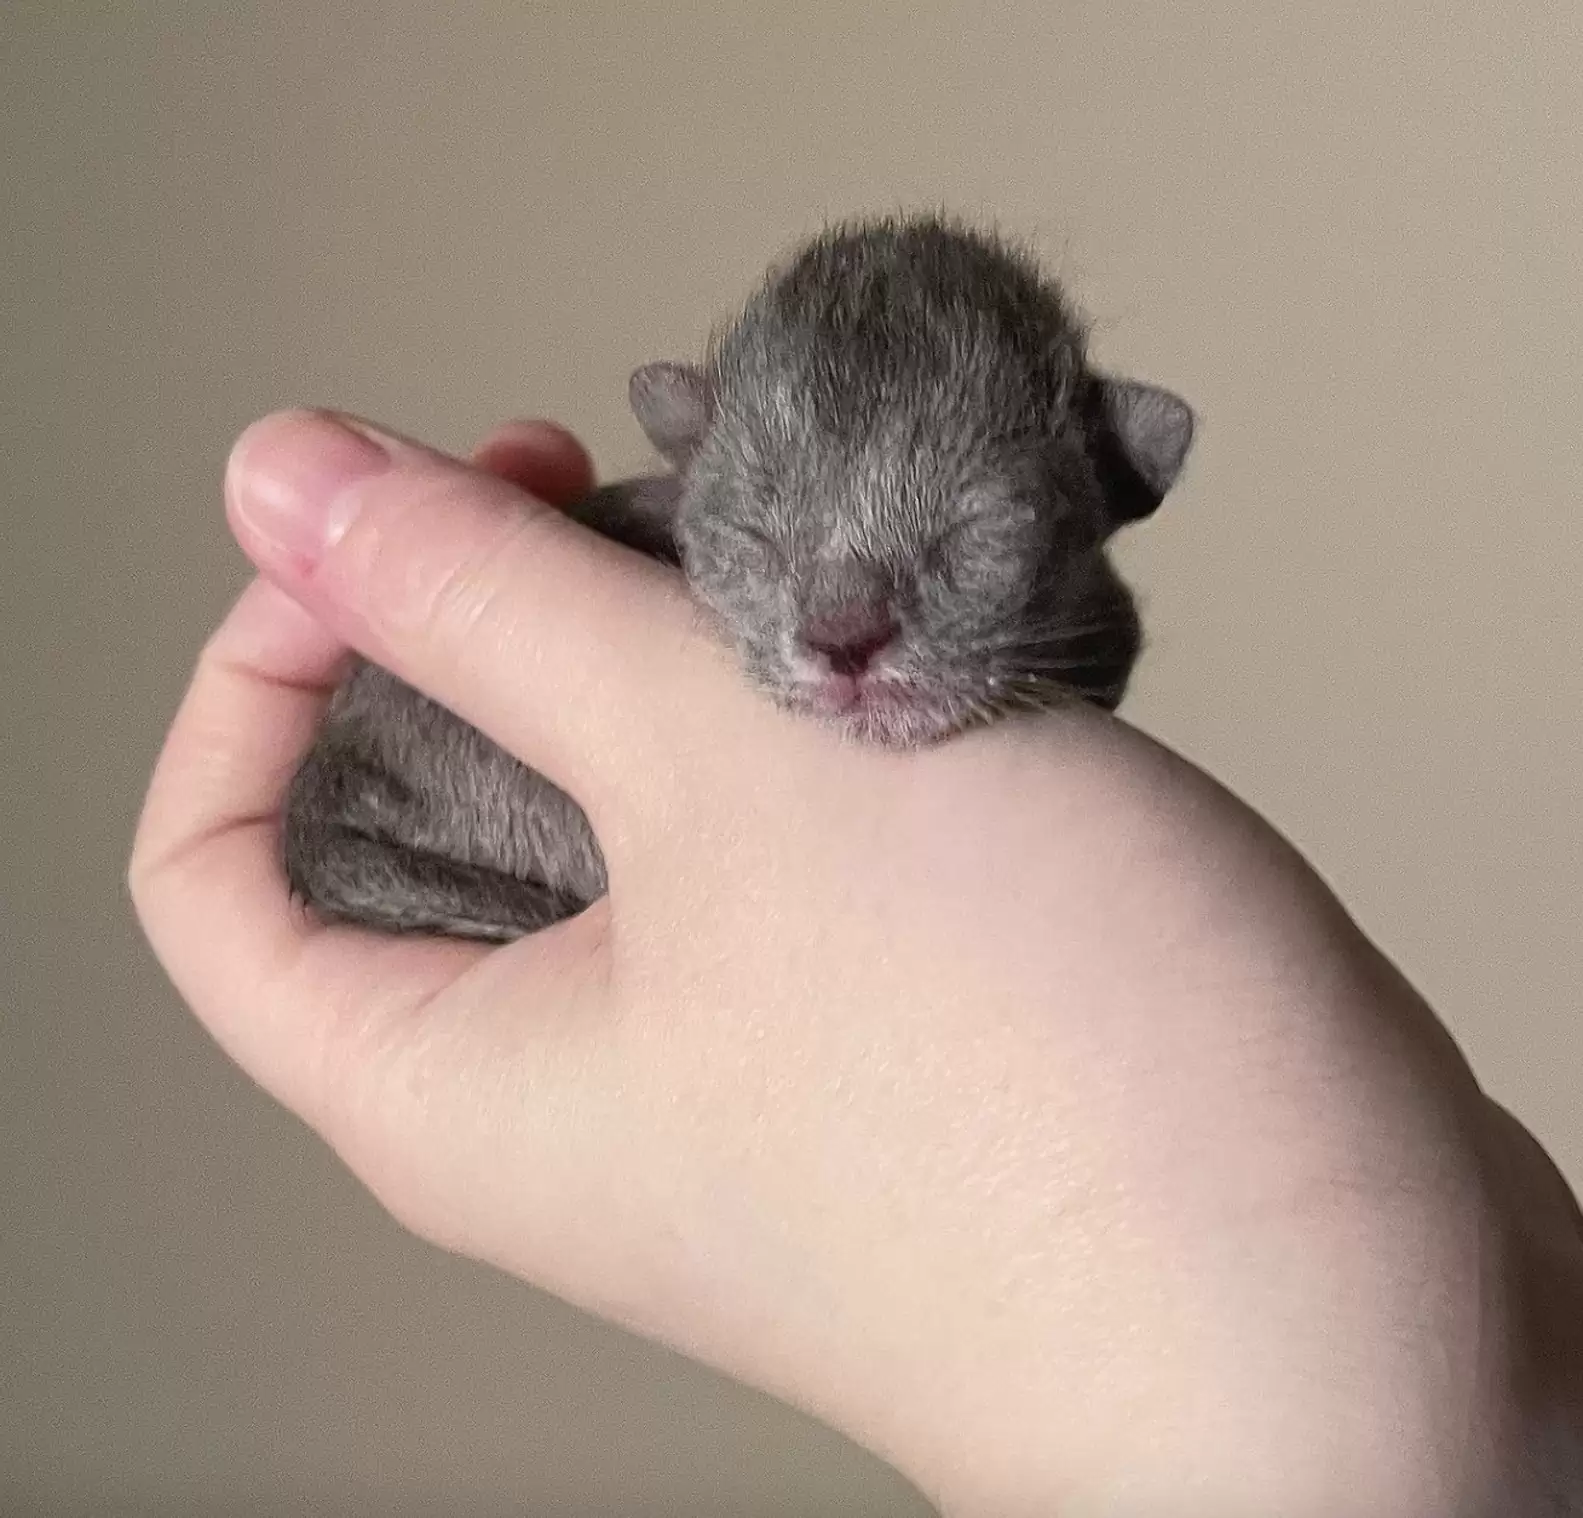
800,604 -> 899,677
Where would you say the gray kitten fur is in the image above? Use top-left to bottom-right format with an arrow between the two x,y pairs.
283,214 -> 1196,941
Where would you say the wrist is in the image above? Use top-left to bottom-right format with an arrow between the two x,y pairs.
887,1180 -> 1528,1517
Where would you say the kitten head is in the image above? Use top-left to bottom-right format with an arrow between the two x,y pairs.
630,215 -> 1194,746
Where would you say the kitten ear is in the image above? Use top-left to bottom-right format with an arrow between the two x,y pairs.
629,362 -> 715,468
1085,375 -> 1196,528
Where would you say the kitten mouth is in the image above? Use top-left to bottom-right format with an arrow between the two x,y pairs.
792,673 -> 966,748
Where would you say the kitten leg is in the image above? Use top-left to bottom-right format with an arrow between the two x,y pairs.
281,747 -> 588,942
283,823 -> 581,942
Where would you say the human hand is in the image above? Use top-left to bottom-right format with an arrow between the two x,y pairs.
129,410 -> 1582,1517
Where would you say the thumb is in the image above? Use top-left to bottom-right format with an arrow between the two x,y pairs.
224,408 -> 741,832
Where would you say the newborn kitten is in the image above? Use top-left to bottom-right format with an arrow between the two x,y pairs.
284,213 -> 1196,941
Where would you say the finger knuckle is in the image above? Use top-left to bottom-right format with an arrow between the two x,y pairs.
124,842 -> 155,916
125,801 -> 183,921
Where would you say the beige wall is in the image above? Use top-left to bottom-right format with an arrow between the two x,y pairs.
5,4 -> 1578,1513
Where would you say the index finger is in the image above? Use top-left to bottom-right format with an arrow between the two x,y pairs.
127,576 -> 488,1127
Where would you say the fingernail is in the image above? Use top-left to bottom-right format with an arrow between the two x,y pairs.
227,410 -> 391,569
500,419 -> 573,448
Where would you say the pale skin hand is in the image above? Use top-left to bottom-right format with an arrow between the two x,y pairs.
128,410 -> 1583,1518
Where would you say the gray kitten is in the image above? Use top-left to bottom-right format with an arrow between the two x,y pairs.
283,214 -> 1196,941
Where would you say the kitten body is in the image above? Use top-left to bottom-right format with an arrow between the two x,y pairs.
285,215 -> 1196,940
